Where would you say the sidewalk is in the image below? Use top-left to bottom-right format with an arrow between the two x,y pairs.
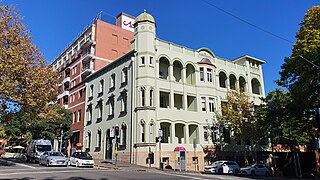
94,159 -> 159,172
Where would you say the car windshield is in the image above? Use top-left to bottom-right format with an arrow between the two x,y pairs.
78,153 -> 92,159
212,161 -> 224,165
36,145 -> 51,152
48,151 -> 64,156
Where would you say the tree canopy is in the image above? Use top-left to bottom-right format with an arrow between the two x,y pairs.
0,5 -> 70,141
217,91 -> 260,145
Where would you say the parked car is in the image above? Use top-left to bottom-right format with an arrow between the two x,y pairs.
204,160 -> 240,174
69,152 -> 94,168
241,164 -> 270,176
39,151 -> 68,167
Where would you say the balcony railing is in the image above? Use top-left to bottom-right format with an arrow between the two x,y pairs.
57,90 -> 69,100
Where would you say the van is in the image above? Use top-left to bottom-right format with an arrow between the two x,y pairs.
26,139 -> 52,163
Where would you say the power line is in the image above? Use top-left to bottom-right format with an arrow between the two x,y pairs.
201,0 -> 294,44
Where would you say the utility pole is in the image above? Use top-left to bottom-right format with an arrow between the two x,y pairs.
60,129 -> 63,152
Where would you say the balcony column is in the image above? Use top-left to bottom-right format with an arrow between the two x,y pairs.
182,67 -> 186,84
183,93 -> 187,110
185,124 -> 189,144
169,64 -> 173,81
171,122 -> 176,144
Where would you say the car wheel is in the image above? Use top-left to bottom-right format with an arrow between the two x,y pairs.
265,171 -> 270,176
46,161 -> 49,167
76,161 -> 80,167
234,169 -> 239,174
251,171 -> 255,176
218,168 -> 223,174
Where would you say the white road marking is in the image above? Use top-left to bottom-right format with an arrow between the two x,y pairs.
14,162 -> 37,169
0,169 -> 108,176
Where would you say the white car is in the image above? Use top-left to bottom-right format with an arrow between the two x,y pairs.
69,152 -> 94,168
39,151 -> 68,167
241,164 -> 270,176
204,160 -> 240,174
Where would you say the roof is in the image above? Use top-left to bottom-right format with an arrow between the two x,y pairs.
233,55 -> 266,64
134,10 -> 155,24
197,58 -> 216,67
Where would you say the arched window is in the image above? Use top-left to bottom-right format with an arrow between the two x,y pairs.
159,57 -> 170,80
186,64 -> 195,85
251,78 -> 261,95
141,121 -> 145,142
150,89 -> 154,106
239,76 -> 246,92
96,129 -> 102,149
121,124 -> 127,146
173,60 -> 182,82
219,72 -> 227,88
141,88 -> 145,106
150,122 -> 154,143
229,74 -> 237,90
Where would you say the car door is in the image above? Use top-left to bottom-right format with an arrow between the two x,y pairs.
256,165 -> 265,175
70,153 -> 77,165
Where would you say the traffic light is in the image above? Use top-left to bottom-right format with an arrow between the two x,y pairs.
115,126 -> 119,136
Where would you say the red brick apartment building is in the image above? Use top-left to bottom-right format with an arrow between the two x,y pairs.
52,12 -> 134,150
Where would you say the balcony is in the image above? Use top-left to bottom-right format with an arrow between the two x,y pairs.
80,39 -> 96,50
62,104 -> 68,109
62,77 -> 70,84
57,90 -> 69,100
81,52 -> 94,63
82,62 -> 94,78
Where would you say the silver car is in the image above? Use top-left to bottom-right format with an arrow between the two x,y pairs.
39,151 -> 68,167
241,164 -> 270,176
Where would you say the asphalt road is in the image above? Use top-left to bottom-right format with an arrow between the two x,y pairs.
0,158 -> 270,180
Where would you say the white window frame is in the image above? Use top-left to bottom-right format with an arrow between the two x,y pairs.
207,68 -> 212,82
201,97 -> 206,112
200,67 -> 204,82
209,98 -> 215,112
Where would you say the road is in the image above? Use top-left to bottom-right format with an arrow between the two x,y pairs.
0,158 -> 270,180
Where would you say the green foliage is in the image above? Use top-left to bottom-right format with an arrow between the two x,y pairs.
276,6 -> 320,149
217,91 -> 259,144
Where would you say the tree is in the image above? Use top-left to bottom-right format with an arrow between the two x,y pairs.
0,5 -> 59,116
277,6 -> 320,149
217,90 -> 259,145
0,5 -> 69,142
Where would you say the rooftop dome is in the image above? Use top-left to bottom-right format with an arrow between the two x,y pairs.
134,10 -> 155,24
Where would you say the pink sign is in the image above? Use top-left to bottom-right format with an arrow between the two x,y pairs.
174,146 -> 186,151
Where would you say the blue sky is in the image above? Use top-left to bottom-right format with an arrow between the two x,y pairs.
1,0 -> 319,94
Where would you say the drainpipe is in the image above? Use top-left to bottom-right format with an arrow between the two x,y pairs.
130,55 -> 135,164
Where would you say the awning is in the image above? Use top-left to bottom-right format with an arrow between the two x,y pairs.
174,146 -> 186,151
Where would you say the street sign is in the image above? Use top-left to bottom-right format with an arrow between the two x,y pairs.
110,127 -> 115,138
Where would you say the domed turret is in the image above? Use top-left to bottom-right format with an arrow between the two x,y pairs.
134,9 -> 155,25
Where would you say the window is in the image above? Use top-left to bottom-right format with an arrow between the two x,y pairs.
201,97 -> 206,111
200,67 -> 204,81
141,56 -> 145,65
109,96 -> 115,116
74,65 -> 77,74
96,129 -> 101,149
203,126 -> 208,142
150,57 -> 153,65
141,88 -> 145,106
79,90 -> 83,98
89,85 -> 93,97
88,106 -> 92,123
150,123 -> 154,143
207,68 -> 212,82
141,122 -> 145,142
122,67 -> 128,83
97,101 -> 103,119
121,124 -> 127,146
68,51 -> 72,59
121,92 -> 127,112
73,112 -> 76,123
78,110 -> 81,122
209,98 -> 215,112
110,74 -> 115,89
150,89 -> 153,106
87,132 -> 91,149
72,94 -> 75,102
99,79 -> 104,94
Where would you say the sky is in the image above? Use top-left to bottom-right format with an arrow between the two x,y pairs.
1,0 -> 319,94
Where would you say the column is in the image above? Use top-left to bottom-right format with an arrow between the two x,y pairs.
182,67 -> 186,84
185,124 -> 189,144
171,123 -> 176,144
169,64 -> 173,81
